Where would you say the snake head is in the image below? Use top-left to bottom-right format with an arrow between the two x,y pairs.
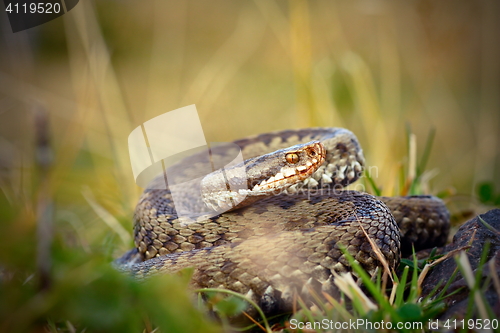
200,141 -> 326,212
249,141 -> 326,193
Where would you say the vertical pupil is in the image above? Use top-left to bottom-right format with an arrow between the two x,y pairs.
286,153 -> 299,164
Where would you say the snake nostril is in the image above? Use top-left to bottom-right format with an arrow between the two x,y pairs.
305,147 -> 317,158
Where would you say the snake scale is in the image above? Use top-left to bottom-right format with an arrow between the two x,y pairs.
116,128 -> 450,314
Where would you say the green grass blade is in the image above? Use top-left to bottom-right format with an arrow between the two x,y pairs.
395,266 -> 409,307
364,170 -> 382,196
408,248 -> 420,302
478,216 -> 500,235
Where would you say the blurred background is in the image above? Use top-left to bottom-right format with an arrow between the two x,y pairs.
0,0 -> 499,331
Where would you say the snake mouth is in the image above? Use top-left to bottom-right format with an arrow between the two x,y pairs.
250,141 -> 326,193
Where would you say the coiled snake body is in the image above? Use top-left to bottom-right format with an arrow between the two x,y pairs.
116,128 -> 449,314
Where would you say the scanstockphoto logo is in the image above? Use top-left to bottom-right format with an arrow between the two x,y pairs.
3,0 -> 79,33
128,105 -> 247,223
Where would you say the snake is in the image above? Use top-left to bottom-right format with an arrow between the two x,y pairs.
115,127 -> 450,315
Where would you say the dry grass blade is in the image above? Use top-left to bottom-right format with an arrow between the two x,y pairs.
488,259 -> 500,300
358,221 -> 394,283
332,271 -> 377,312
242,311 -> 267,332
416,245 -> 470,288
408,132 -> 417,188
389,281 -> 397,305
65,321 -> 76,333
63,0 -> 137,208
457,252 -> 489,320
82,186 -> 131,245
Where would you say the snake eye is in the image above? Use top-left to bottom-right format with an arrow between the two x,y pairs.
286,153 -> 299,164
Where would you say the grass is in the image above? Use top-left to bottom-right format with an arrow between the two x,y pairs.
198,227 -> 500,333
1,0 -> 499,332
196,238 -> 500,333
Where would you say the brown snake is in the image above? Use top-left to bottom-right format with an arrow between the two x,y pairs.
116,128 -> 449,314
